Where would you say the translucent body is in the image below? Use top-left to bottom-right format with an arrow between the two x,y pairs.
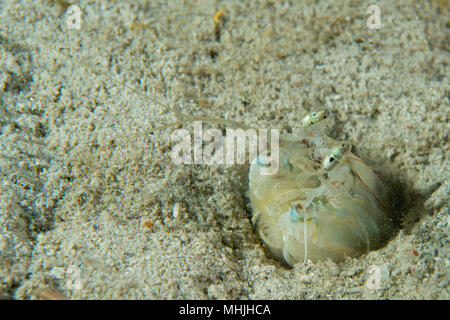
248,127 -> 394,265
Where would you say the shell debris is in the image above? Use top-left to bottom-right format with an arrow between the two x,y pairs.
172,202 -> 183,220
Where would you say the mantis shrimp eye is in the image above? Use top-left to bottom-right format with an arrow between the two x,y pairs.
300,109 -> 330,128
322,143 -> 350,171
248,111 -> 394,265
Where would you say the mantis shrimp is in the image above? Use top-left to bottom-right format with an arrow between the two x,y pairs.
249,109 -> 395,265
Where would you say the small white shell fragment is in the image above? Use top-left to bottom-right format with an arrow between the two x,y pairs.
248,111 -> 395,265
172,202 -> 182,220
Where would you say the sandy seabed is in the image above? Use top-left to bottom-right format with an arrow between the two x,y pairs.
0,0 -> 448,299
